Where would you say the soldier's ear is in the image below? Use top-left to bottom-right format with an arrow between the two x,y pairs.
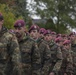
1,20 -> 4,23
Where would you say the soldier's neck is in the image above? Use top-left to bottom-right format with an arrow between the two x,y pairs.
0,25 -> 2,31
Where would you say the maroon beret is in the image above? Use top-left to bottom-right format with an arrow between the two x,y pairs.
51,31 -> 56,35
56,34 -> 62,38
39,28 -> 46,34
44,30 -> 51,35
63,40 -> 71,45
14,20 -> 25,27
29,24 -> 40,33
55,37 -> 63,43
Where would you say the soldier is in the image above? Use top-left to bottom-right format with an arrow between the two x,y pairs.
14,21 -> 41,75
28,24 -> 40,41
55,37 -> 63,47
60,40 -> 73,75
62,34 -> 68,41
28,24 -> 42,46
39,29 -> 52,75
44,30 -> 63,75
51,31 -> 56,42
0,13 -> 21,75
69,32 -> 76,75
29,25 -> 51,75
39,28 -> 46,40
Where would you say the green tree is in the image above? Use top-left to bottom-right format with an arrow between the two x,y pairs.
0,0 -> 29,20
0,4 -> 23,29
30,0 -> 76,33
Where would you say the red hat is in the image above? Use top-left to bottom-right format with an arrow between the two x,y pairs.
63,40 -> 71,45
44,29 -> 51,35
69,32 -> 76,36
29,24 -> 40,33
51,31 -> 56,35
14,20 -> 25,27
39,28 -> 46,34
56,34 -> 62,38
0,13 -> 3,21
55,37 -> 63,43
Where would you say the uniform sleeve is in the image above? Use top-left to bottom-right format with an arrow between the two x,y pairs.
53,47 -> 63,71
41,43 -> 51,75
66,49 -> 73,74
8,34 -> 22,75
32,42 -> 41,75
42,45 -> 51,75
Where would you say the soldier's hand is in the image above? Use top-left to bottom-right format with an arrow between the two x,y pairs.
64,73 -> 68,75
49,72 -> 55,75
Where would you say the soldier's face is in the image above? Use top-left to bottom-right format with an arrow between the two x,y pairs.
60,40 -> 64,46
45,34 -> 52,41
14,27 -> 25,38
63,37 -> 68,41
64,44 -> 71,49
57,41 -> 63,47
70,35 -> 75,41
30,30 -> 39,39
52,35 -> 56,40
39,33 -> 44,38
0,20 -> 4,26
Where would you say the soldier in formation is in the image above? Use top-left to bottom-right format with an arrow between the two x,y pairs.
0,13 -> 21,75
0,13 -> 76,75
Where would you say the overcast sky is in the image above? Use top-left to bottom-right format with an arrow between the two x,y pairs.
27,0 -> 41,19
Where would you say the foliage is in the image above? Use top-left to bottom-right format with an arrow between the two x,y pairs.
0,4 -> 23,29
0,0 -> 29,20
30,0 -> 76,33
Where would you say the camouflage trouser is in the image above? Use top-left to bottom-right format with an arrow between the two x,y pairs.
0,64 -> 5,75
73,66 -> 76,75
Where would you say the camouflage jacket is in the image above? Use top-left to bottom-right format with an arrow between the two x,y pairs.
71,44 -> 76,66
48,41 -> 63,72
61,48 -> 73,73
37,39 -> 51,75
0,26 -> 21,75
19,36 -> 41,75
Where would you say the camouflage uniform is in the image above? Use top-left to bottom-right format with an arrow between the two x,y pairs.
71,43 -> 76,75
0,26 -> 21,75
60,47 -> 73,75
49,41 -> 63,75
19,35 -> 41,75
37,39 -> 51,75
